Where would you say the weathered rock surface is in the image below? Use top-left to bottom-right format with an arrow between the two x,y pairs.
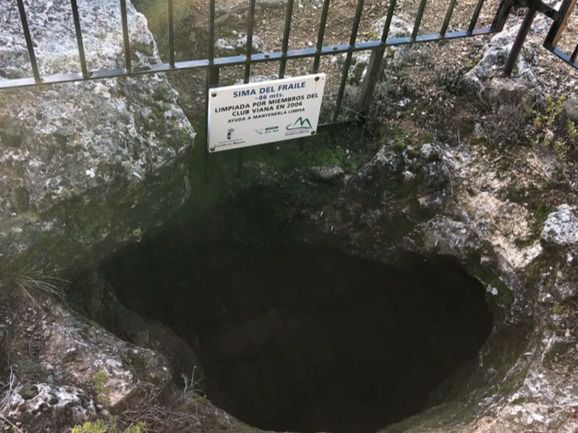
541,204 -> 578,246
1,383 -> 99,433
289,139 -> 577,433
0,294 -> 171,408
464,22 -> 538,97
0,0 -> 195,275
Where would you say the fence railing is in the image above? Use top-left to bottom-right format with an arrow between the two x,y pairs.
544,0 -> 578,68
1,0 -> 577,123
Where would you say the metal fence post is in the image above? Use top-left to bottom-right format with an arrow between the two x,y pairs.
357,0 -> 396,118
491,0 -> 515,32
504,0 -> 539,76
544,0 -> 578,48
357,48 -> 386,117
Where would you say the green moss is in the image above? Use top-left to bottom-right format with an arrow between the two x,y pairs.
19,384 -> 39,400
529,96 -> 576,159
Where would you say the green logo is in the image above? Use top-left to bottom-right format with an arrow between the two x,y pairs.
286,117 -> 312,131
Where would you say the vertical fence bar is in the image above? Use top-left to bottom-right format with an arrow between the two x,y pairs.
491,0 -> 514,32
279,0 -> 295,78
239,0 -> 257,178
119,0 -> 132,72
168,0 -> 175,67
441,0 -> 457,37
244,0 -> 257,83
205,0 -> 218,180
468,0 -> 486,35
571,42 -> 578,63
545,0 -> 578,48
312,0 -> 331,73
411,0 -> 427,42
358,0 -> 397,115
208,0 -> 215,64
333,0 -> 365,122
16,0 -> 41,83
206,0 -> 217,147
70,0 -> 89,78
504,2 -> 538,75
381,0 -> 397,43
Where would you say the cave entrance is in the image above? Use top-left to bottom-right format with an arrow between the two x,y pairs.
104,244 -> 493,433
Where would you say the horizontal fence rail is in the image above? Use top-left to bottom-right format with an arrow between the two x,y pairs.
2,0 -> 504,92
544,0 -> 578,69
1,0 -> 576,124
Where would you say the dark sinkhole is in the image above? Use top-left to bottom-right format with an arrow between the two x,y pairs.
103,243 -> 493,433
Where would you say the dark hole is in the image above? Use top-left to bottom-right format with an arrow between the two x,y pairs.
103,243 -> 493,433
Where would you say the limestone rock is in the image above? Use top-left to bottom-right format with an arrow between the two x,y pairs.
309,166 -> 346,183
0,0 -> 195,275
373,16 -> 412,39
541,205 -> 578,246
0,383 -> 99,433
464,23 -> 538,98
1,295 -> 172,410
216,35 -> 265,56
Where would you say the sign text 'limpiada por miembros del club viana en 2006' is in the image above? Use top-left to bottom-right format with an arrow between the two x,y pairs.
208,74 -> 327,152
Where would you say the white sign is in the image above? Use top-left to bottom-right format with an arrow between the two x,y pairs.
208,74 -> 326,152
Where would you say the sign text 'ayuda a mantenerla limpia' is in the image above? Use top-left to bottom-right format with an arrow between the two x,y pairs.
208,74 -> 326,152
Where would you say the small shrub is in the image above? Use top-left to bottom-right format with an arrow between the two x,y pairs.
0,259 -> 66,307
71,420 -> 145,433
71,420 -> 107,433
529,96 -> 577,158
92,369 -> 110,404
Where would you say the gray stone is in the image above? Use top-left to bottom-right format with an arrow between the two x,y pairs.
464,22 -> 538,95
1,383 -> 98,433
0,0 -> 195,275
373,16 -> 412,39
309,166 -> 346,183
2,296 -> 172,409
541,205 -> 578,246
216,35 -> 265,56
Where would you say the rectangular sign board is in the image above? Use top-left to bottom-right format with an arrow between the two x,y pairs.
208,74 -> 326,152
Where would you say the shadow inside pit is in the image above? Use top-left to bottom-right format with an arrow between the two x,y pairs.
103,243 -> 493,433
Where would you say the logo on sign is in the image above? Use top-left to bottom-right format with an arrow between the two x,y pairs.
286,117 -> 312,132
256,126 -> 280,135
227,129 -> 234,140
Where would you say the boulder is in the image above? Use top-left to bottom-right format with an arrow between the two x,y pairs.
541,204 -> 578,246
0,295 -> 172,409
0,383 -> 99,433
0,0 -> 195,276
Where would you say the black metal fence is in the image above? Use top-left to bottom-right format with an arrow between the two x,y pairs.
544,0 -> 578,68
1,0 -> 577,121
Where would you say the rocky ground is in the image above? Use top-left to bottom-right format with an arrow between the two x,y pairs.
0,0 -> 578,433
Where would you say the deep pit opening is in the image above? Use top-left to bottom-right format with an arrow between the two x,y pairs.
102,238 -> 493,433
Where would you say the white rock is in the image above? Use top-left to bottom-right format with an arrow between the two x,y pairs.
541,205 -> 578,246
